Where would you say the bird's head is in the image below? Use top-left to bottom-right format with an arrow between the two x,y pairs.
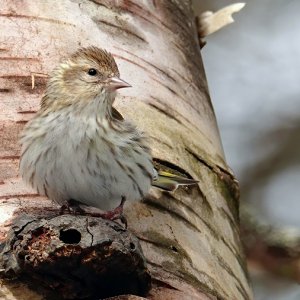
42,47 -> 130,109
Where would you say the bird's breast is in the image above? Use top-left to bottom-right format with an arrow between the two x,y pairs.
20,111 -> 154,211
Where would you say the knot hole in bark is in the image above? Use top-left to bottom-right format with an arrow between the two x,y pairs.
59,228 -> 81,244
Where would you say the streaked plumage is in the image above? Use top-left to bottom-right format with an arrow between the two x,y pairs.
20,46 -> 197,213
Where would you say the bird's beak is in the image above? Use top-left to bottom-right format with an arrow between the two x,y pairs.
108,77 -> 131,90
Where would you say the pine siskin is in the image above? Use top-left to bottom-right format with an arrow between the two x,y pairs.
20,46 -> 197,221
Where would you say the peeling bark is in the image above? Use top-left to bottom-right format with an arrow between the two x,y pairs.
0,0 -> 252,299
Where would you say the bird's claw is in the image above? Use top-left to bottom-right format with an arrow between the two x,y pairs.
111,213 -> 127,228
100,196 -> 127,228
60,197 -> 127,228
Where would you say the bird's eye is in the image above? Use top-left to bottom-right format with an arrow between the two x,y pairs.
88,68 -> 97,76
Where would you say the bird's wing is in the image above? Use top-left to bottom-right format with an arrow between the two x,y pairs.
152,170 -> 198,191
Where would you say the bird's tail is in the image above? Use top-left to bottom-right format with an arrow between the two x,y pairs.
152,170 -> 198,192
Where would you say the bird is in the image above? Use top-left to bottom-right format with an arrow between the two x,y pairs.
20,46 -> 198,225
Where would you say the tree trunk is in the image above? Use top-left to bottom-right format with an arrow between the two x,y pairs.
0,1 -> 252,299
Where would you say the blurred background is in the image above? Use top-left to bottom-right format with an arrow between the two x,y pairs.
194,0 -> 300,299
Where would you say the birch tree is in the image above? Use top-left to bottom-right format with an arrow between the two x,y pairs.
0,1 -> 252,299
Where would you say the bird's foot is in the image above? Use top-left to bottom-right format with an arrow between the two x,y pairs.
59,204 -> 69,215
99,196 -> 127,228
84,196 -> 127,228
59,197 -> 127,228
59,199 -> 86,215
